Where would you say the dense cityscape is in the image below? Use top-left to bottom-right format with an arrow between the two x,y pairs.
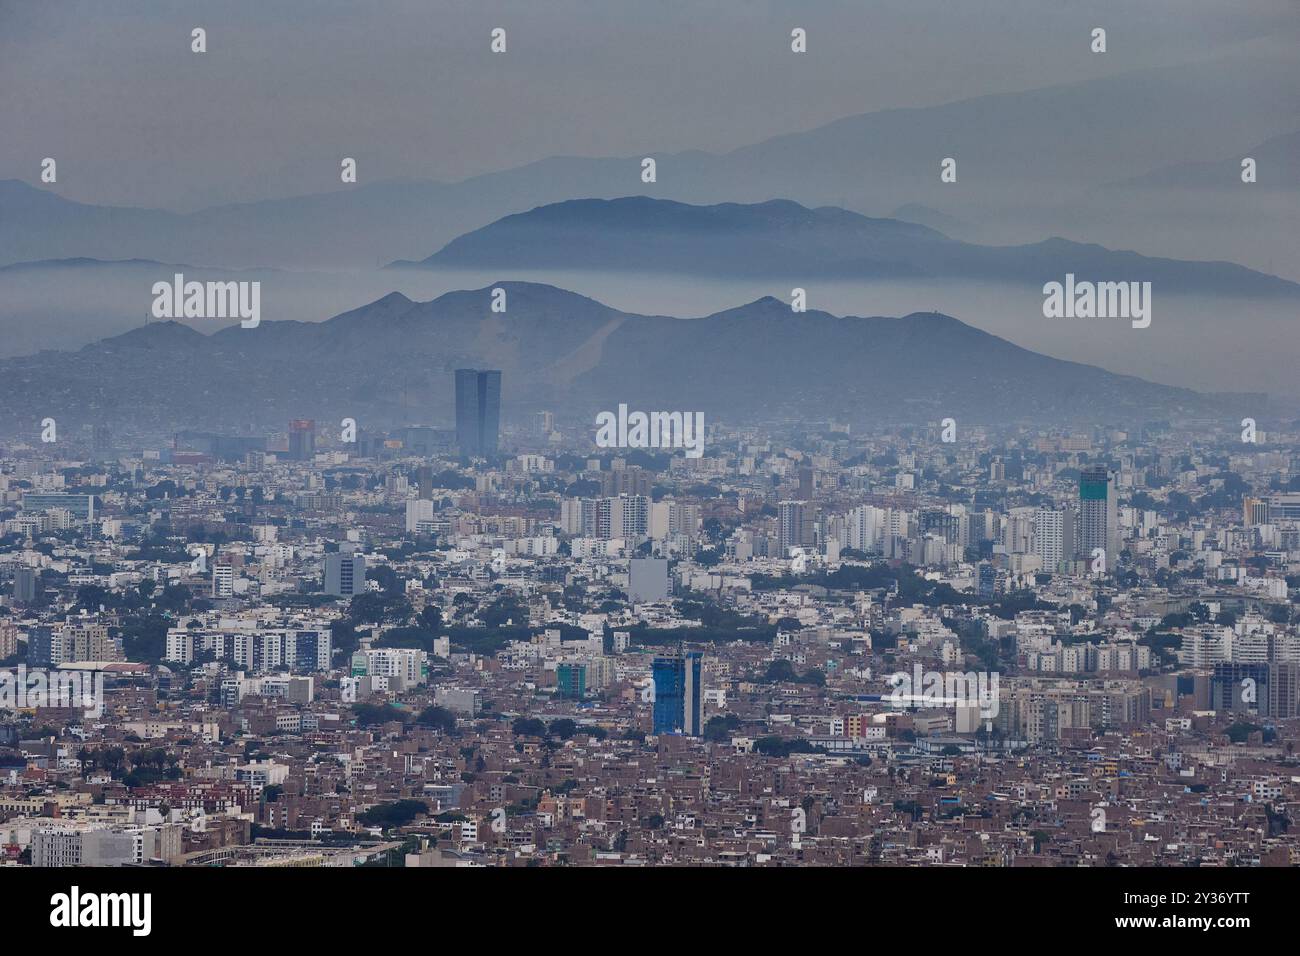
2,383 -> 1299,869
3,12 -> 1296,945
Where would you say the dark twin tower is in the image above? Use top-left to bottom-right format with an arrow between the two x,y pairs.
454,369 -> 501,459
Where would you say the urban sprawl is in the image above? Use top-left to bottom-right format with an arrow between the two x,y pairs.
3,386 -> 1300,868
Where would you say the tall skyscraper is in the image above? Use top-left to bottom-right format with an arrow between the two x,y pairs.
652,651 -> 703,736
1078,467 -> 1119,570
288,420 -> 316,461
454,369 -> 501,458
1033,506 -> 1074,573
211,562 -> 235,599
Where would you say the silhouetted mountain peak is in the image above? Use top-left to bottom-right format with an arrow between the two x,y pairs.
431,281 -> 619,314
2,281 -> 1252,433
93,320 -> 206,351
711,296 -> 809,320
401,195 -> 1298,297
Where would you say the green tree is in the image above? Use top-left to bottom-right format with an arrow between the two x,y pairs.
415,706 -> 456,733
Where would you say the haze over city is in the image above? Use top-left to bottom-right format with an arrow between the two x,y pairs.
0,3 -> 1298,922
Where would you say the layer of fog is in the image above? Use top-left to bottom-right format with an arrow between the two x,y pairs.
1,264 -> 1294,402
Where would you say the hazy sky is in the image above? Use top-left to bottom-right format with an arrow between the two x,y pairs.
3,0 -> 1297,210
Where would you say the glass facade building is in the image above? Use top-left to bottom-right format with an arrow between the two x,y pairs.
454,369 -> 501,458
652,651 -> 703,736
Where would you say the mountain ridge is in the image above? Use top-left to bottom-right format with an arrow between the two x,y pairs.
393,196 -> 1300,298
0,281 -> 1265,436
3,53 -> 1295,272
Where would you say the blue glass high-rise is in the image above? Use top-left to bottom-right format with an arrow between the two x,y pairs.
652,651 -> 702,735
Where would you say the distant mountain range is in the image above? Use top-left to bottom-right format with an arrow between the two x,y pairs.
0,257 -> 295,358
0,282 -> 1260,437
1101,130 -> 1300,191
392,196 -> 1300,298
2,54 -> 1295,273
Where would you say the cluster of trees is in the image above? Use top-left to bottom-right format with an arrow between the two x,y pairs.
703,714 -> 742,742
762,659 -> 825,686
127,530 -> 188,561
75,580 -> 195,620
77,746 -> 181,787
344,582 -> 541,658
752,736 -> 827,758
510,717 -> 605,741
1129,472 -> 1249,521
627,621 -> 775,646
116,613 -> 173,662
415,705 -> 456,734
625,598 -> 774,646
1227,721 -> 1275,744
358,799 -> 429,828
754,560 -> 1060,622
351,702 -> 410,728
347,591 -> 411,626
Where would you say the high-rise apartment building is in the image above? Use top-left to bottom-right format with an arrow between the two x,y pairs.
846,505 -> 884,553
0,621 -> 17,659
1033,507 -> 1075,573
27,626 -> 57,666
1243,496 -> 1269,526
405,498 -> 436,533
1078,467 -> 1119,570
562,495 -> 649,541
608,495 -> 648,540
599,465 -> 652,498
212,563 -> 235,599
1267,663 -> 1300,719
27,623 -> 121,665
779,501 -> 809,556
294,629 -> 333,672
